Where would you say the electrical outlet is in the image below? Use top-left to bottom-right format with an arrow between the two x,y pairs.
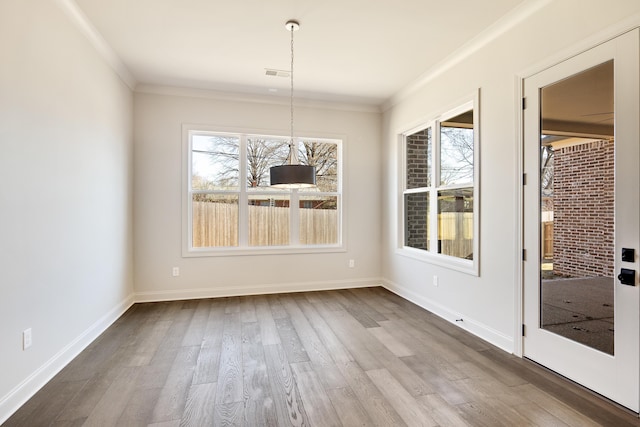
172,267 -> 180,277
23,328 -> 32,350
433,275 -> 439,287
349,259 -> 355,268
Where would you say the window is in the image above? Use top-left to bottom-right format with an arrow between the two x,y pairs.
184,128 -> 342,256
401,96 -> 479,273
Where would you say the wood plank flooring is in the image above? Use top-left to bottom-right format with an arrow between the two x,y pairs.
5,287 -> 640,426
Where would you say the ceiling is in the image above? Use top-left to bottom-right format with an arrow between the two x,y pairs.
72,0 -> 529,107
542,60 -> 614,139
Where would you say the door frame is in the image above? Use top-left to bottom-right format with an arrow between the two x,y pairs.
516,25 -> 640,411
515,21 -> 640,359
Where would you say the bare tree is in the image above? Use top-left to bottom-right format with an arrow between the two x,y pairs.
194,135 -> 339,192
246,137 -> 289,187
541,145 -> 554,196
440,127 -> 474,185
299,141 -> 338,192
194,136 -> 289,188
192,135 -> 240,188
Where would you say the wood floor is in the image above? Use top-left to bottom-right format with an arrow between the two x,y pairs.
5,287 -> 640,426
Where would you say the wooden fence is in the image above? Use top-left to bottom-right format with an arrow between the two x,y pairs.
192,201 -> 239,247
192,201 -> 337,247
435,212 -> 474,259
542,221 -> 553,259
193,201 -> 469,256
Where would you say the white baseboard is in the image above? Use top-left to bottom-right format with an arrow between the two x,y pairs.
381,278 -> 514,353
0,294 -> 135,425
135,277 -> 384,302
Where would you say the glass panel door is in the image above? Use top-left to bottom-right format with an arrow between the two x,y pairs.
539,61 -> 615,355
523,29 -> 640,412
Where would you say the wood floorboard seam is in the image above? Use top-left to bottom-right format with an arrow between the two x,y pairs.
4,287 -> 639,427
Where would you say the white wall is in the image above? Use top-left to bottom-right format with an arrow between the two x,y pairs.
0,0 -> 134,421
133,89 -> 382,300
381,0 -> 640,352
5,0 -> 639,422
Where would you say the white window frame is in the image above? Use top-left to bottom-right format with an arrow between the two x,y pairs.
398,92 -> 480,275
182,125 -> 344,257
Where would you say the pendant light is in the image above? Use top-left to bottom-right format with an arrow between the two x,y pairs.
270,20 -> 316,189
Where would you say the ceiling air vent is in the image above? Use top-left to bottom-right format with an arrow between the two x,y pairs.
265,68 -> 290,77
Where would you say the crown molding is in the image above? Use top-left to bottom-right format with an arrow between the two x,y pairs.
382,0 -> 553,112
53,0 -> 137,89
135,84 -> 383,114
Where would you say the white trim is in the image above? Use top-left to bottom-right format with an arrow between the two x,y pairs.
0,294 -> 135,425
519,28 -> 640,413
53,0 -> 136,89
136,84 -> 382,114
517,13 -> 640,80
513,74 -> 524,357
184,245 -> 346,258
396,247 -> 476,276
398,91 -> 480,276
183,126 -> 344,257
514,16 -> 640,360
134,278 -> 383,303
396,132 -> 407,250
383,0 -> 553,111
382,279 -> 514,353
238,135 -> 249,247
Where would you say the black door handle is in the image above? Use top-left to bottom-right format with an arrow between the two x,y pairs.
618,268 -> 635,286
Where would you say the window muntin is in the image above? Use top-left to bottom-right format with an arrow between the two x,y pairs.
186,130 -> 342,254
401,98 -> 478,270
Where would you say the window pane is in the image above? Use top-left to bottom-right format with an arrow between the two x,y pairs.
192,194 -> 238,247
248,194 -> 290,246
247,137 -> 290,188
406,127 -> 431,189
188,130 -> 342,252
298,140 -> 339,192
299,196 -> 338,245
404,192 -> 429,250
440,110 -> 474,186
192,135 -> 240,190
438,189 -> 473,259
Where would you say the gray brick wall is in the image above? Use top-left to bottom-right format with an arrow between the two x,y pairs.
405,193 -> 428,250
405,129 -> 431,249
406,129 -> 431,189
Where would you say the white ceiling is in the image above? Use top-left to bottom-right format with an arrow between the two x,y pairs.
72,0 -> 529,107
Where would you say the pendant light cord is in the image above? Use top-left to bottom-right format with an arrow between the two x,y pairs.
289,24 -> 295,164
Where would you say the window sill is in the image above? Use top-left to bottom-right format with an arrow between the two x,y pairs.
396,246 -> 479,276
183,244 -> 346,258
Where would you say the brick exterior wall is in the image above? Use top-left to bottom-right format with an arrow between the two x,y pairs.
405,193 -> 428,250
405,129 -> 430,250
406,129 -> 431,189
553,139 -> 614,277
